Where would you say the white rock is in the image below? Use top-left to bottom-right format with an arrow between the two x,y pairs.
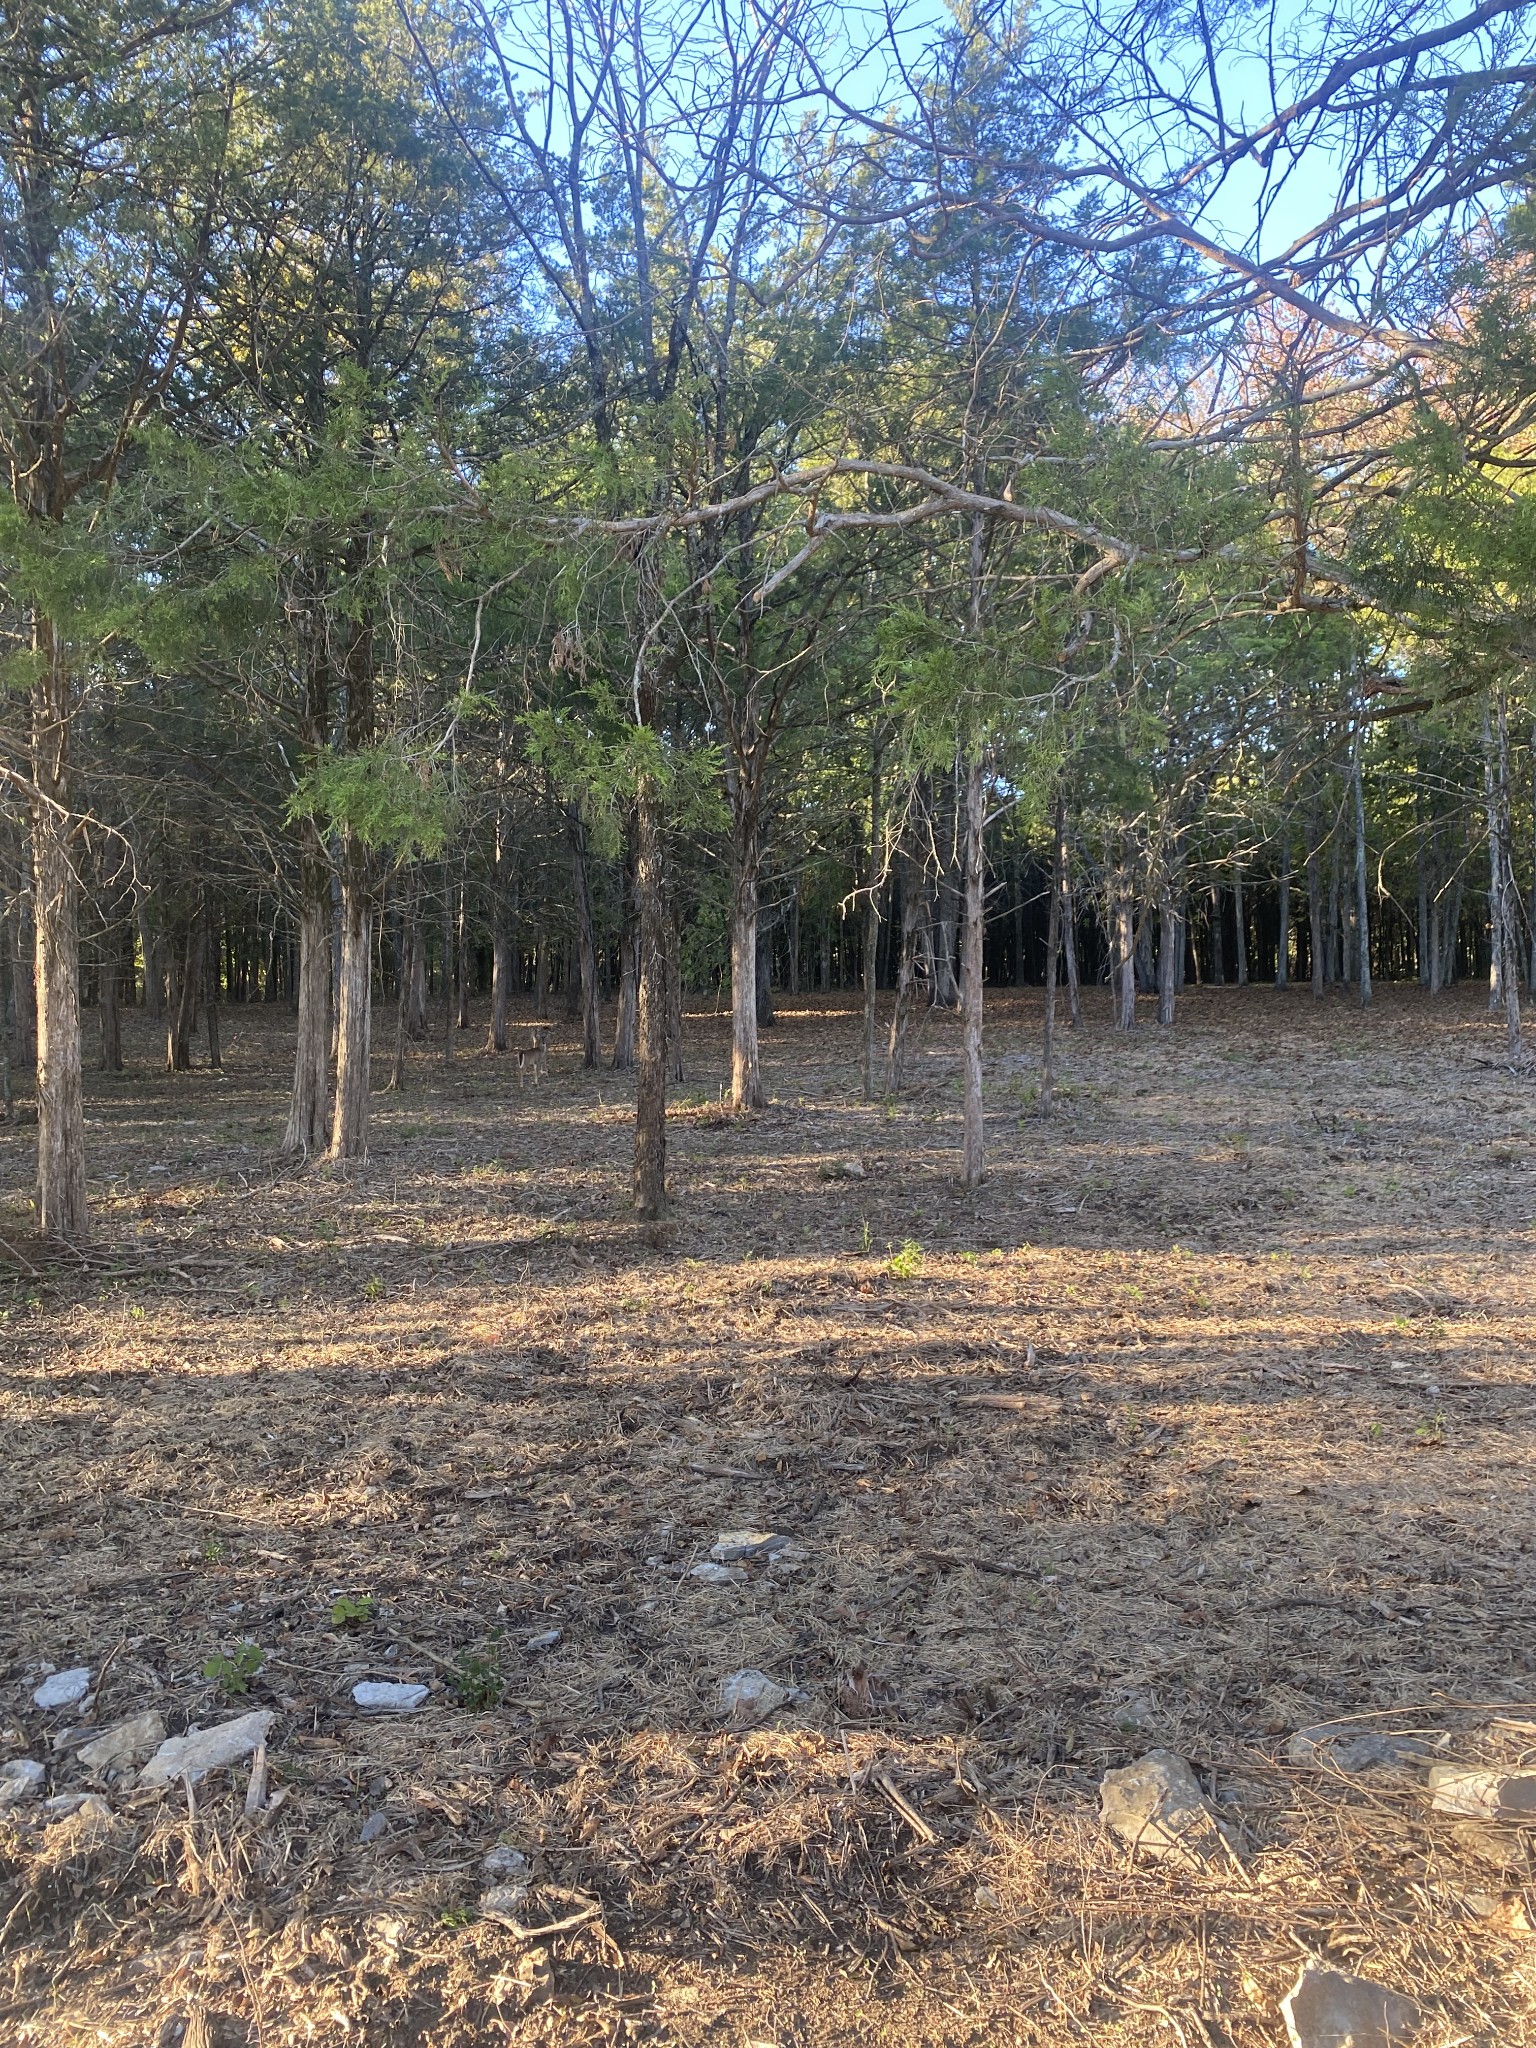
688,1561 -> 746,1585
483,1844 -> 532,1881
1429,1763 -> 1536,1822
525,1631 -> 561,1651
1281,1964 -> 1421,2048
0,1759 -> 45,1807
139,1709 -> 275,1789
32,1668 -> 91,1711
709,1530 -> 789,1564
77,1712 -> 167,1776
718,1669 -> 804,1727
479,1881 -> 531,1923
351,1681 -> 429,1714
41,1792 -> 112,1823
1100,1750 -> 1222,1866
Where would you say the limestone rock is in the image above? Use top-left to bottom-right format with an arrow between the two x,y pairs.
1429,1764 -> 1536,1822
0,1759 -> 45,1807
78,1712 -> 167,1776
139,1710 -> 275,1789
1100,1749 -> 1222,1866
32,1668 -> 91,1711
1281,1964 -> 1421,2048
351,1681 -> 428,1714
718,1668 -> 804,1727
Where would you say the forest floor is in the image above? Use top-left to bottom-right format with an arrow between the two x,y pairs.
2,984 -> 1535,2048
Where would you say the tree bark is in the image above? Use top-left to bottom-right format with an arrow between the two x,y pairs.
329,834 -> 373,1158
959,751 -> 986,1187
1233,857 -> 1248,984
1114,869 -> 1137,1030
1041,787 -> 1064,1114
728,796 -> 763,1108
1060,815 -> 1082,1028
1483,703 -> 1504,1013
862,743 -> 882,1101
1276,841 -> 1291,988
886,853 -> 923,1094
489,782 -> 514,1052
205,919 -> 222,1072
1492,688 -> 1522,1058
1352,711 -> 1372,1008
633,763 -> 668,1217
1156,878 -> 1179,1027
31,617 -> 87,1238
1306,798 -> 1325,998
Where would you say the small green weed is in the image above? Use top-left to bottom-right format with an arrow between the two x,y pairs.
330,1594 -> 376,1630
201,1536 -> 227,1565
450,1649 -> 504,1710
203,1642 -> 264,1696
886,1239 -> 923,1279
363,1275 -> 384,1302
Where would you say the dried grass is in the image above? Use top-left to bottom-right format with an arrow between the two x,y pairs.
2,985 -> 1535,2044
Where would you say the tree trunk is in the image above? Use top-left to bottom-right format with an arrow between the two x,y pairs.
632,763 -> 667,1217
1352,712 -> 1372,1008
886,855 -> 923,1093
959,751 -> 985,1186
330,833 -> 373,1158
440,854 -> 455,1064
1059,812 -> 1082,1028
205,918 -> 222,1071
489,788 -> 514,1052
31,619 -> 87,1238
862,743 -> 882,1101
281,843 -> 331,1155
1492,688 -> 1522,1058
455,872 -> 471,1030
728,796 -> 763,1107
1114,871 -> 1136,1030
1275,841 -> 1291,988
166,920 -> 197,1072
1157,879 -> 1179,1027
1483,704 -> 1504,1013
1041,787 -> 1064,1114
787,890 -> 800,996
1306,799 -> 1325,997
1233,857 -> 1248,984
1209,884 -> 1225,984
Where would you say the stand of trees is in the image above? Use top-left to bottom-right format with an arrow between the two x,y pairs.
4,0 -> 1536,1234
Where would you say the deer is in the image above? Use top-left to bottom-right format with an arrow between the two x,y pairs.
515,1024 -> 550,1086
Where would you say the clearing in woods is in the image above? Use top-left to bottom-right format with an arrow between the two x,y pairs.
1,987 -> 1534,2046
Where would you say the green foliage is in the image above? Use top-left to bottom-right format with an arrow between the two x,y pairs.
886,1239 -> 924,1279
285,745 -> 453,857
203,1642 -> 265,1696
449,1648 -> 504,1710
330,1594 -> 376,1630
